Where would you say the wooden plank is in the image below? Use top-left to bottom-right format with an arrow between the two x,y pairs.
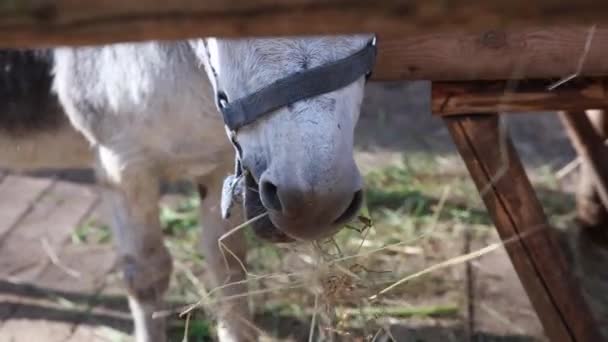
0,319 -> 73,342
444,114 -> 603,342
0,175 -> 55,323
376,27 -> 608,81
0,181 -> 99,341
432,78 -> 608,116
0,180 -> 96,322
0,180 -> 97,280
573,110 -> 608,227
559,110 -> 608,217
67,325 -> 131,342
2,25 -> 608,82
2,1 -> 608,48
0,175 -> 54,240
8,244 -> 123,342
35,243 -> 117,294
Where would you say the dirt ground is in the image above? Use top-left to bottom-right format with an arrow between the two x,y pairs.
1,81 -> 606,342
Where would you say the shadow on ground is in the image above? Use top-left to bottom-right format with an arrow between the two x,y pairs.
0,279 -> 541,341
256,312 -> 539,342
0,280 -> 132,333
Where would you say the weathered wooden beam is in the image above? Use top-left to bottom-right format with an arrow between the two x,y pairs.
376,27 -> 608,81
573,110 -> 608,228
444,114 -> 602,342
559,110 -> 608,217
432,78 -> 608,115
0,1 -> 607,50
3,19 -> 608,82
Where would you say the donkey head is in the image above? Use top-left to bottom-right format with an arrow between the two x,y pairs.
191,35 -> 373,242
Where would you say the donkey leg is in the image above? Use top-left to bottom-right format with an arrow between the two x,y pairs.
197,168 -> 257,342
97,153 -> 172,342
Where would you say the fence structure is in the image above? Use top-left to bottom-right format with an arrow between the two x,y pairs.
2,1 -> 608,340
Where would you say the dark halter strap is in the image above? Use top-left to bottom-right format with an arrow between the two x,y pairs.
218,38 -> 377,131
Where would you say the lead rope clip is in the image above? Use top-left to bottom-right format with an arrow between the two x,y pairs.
220,140 -> 245,219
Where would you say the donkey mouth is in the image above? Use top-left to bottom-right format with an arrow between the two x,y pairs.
243,172 -> 362,243
244,173 -> 295,243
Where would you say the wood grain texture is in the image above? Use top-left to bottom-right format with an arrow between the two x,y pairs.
0,180 -> 97,280
2,8 -> 608,81
572,110 -> 608,228
0,175 -> 54,239
375,27 -> 608,81
445,114 -> 603,342
432,78 -> 608,115
0,0 -> 607,49
560,110 -> 608,216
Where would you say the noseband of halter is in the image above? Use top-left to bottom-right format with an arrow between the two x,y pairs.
216,37 -> 377,132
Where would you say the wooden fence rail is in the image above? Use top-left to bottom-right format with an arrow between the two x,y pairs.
1,0 -> 608,48
4,25 -> 608,82
3,2 -> 608,81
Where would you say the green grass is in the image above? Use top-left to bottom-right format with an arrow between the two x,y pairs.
336,304 -> 460,319
72,219 -> 111,244
169,315 -> 213,342
161,195 -> 201,237
365,164 -> 491,225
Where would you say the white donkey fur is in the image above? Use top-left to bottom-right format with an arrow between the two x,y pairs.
1,35 -> 370,341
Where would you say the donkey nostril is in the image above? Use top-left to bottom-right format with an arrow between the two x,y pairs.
333,189 -> 364,225
260,180 -> 283,212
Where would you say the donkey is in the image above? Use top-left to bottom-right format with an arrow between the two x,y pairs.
1,35 -> 374,341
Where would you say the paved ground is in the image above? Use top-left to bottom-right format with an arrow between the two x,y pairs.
0,172 -> 134,342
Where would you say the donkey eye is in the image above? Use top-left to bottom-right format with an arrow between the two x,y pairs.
217,91 -> 229,108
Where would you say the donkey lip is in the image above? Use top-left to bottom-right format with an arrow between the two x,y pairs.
243,171 -> 344,242
267,211 -> 342,241
251,212 -> 295,243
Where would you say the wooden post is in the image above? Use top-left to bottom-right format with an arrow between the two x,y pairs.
444,114 -> 603,342
559,110 -> 608,214
559,110 -> 608,228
